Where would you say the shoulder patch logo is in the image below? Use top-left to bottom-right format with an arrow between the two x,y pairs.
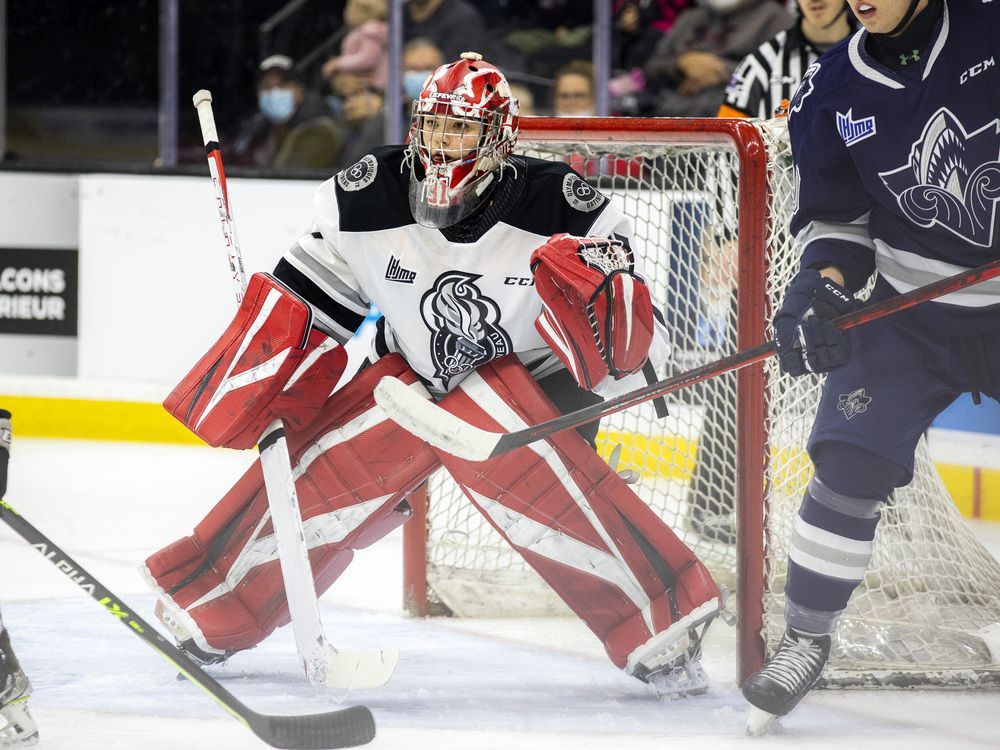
337,154 -> 378,192
836,108 -> 877,147
562,173 -> 606,212
789,62 -> 820,119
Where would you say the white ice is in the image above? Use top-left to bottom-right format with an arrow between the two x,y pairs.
1,437 -> 999,749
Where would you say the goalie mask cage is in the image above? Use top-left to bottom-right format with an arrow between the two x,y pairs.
400,117 -> 1000,688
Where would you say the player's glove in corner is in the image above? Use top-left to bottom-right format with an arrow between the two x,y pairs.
773,269 -> 858,376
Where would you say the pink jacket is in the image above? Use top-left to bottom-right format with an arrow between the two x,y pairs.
336,20 -> 388,91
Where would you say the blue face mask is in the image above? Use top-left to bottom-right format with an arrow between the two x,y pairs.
403,70 -> 432,100
259,87 -> 296,123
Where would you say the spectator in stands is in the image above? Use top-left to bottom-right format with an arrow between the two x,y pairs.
402,38 -> 446,104
234,55 -> 343,170
552,60 -> 595,117
327,66 -> 385,170
644,0 -> 792,117
718,0 -> 855,119
609,0 -> 677,116
404,0 -> 487,60
509,83 -> 536,117
321,0 -> 388,94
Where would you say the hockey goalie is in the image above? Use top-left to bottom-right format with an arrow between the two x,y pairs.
143,52 -> 723,696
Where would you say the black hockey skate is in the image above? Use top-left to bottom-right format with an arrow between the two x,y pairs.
742,628 -> 830,735
0,629 -> 38,746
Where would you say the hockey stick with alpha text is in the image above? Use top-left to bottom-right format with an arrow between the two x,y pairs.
192,90 -> 397,689
375,255 -> 1000,462
0,409 -> 374,749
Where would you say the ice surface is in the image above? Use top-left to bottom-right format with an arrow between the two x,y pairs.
1,438 -> 999,749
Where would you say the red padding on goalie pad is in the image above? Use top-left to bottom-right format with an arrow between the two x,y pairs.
435,356 -> 719,668
164,272 -> 347,449
145,354 -> 441,654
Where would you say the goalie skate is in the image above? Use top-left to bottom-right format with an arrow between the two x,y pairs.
153,598 -> 232,667
742,628 -> 831,735
626,597 -> 722,697
0,630 -> 38,747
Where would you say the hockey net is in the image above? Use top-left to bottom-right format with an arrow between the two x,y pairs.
401,117 -> 1000,687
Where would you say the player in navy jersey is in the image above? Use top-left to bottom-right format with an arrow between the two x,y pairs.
742,0 -> 1000,733
144,52 -> 724,697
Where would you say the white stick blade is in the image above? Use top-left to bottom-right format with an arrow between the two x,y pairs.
373,376 -> 499,461
746,705 -> 779,736
316,647 -> 400,690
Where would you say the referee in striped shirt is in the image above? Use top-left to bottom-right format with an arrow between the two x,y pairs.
718,0 -> 855,119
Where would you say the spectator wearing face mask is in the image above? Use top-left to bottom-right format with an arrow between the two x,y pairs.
644,0 -> 793,117
235,55 -> 344,170
401,37 -> 446,104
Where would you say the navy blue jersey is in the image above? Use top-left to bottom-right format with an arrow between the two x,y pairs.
787,0 -> 1000,331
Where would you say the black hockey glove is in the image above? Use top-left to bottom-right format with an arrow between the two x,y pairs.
773,269 -> 858,376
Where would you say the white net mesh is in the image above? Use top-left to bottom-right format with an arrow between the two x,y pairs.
410,118 -> 1000,687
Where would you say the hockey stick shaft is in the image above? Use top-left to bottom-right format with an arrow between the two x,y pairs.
192,91 -> 395,689
377,255 -> 1000,461
0,414 -> 373,749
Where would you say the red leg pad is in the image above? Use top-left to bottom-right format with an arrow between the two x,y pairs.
143,354 -> 441,655
436,357 -> 720,668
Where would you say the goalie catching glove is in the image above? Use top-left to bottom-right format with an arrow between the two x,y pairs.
164,272 -> 348,449
532,234 -> 655,390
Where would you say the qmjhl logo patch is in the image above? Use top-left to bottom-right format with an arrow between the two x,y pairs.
385,256 -> 416,284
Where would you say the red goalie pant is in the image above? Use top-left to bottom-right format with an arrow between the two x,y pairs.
435,357 -> 721,671
143,354 -> 440,658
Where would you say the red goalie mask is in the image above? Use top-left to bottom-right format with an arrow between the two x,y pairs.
407,51 -> 519,228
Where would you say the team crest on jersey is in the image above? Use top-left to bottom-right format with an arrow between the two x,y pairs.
836,109 -> 877,147
837,388 -> 871,420
789,62 -> 820,119
879,108 -> 1000,247
562,174 -> 606,212
420,271 -> 512,388
337,154 -> 378,191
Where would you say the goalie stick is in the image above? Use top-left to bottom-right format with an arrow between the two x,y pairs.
193,90 -> 397,689
375,255 -> 1000,462
0,412 -> 374,750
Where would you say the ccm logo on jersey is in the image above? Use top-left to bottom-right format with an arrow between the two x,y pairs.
504,276 -> 534,286
961,57 -> 996,84
836,109 -> 876,147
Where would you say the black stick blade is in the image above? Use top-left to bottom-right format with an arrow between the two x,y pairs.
249,705 -> 376,749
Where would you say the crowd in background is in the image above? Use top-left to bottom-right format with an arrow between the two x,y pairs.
232,0 -> 860,172
0,0 -> 855,172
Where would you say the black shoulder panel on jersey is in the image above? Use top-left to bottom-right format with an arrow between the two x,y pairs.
502,156 -> 610,238
273,257 -> 366,337
335,145 -> 416,233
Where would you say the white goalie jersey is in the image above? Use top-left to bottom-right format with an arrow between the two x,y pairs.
275,146 -> 668,396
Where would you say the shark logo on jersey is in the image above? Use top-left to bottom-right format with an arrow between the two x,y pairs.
879,108 -> 1000,247
837,388 -> 871,420
836,109 -> 877,147
420,271 -> 512,388
789,62 -> 820,120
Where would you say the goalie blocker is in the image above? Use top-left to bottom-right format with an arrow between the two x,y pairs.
146,354 -> 721,690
